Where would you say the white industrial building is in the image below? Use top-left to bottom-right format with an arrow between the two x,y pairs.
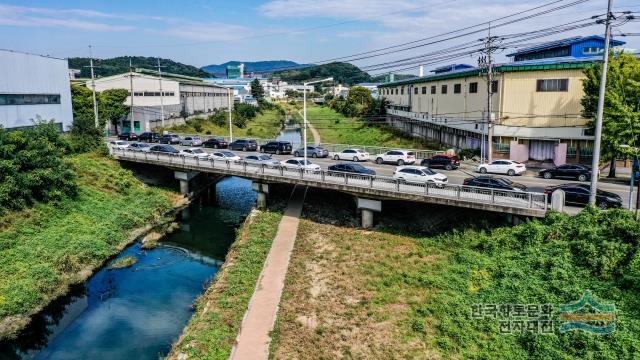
0,49 -> 73,131
91,70 -> 232,133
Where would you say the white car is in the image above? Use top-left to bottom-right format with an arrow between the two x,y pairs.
374,150 -> 416,165
180,136 -> 203,146
210,150 -> 242,162
280,158 -> 321,172
109,140 -> 129,150
393,166 -> 448,185
477,160 -> 526,176
244,154 -> 280,168
127,142 -> 151,152
180,148 -> 209,158
333,148 -> 370,162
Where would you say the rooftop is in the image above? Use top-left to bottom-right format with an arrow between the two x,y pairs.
506,35 -> 625,57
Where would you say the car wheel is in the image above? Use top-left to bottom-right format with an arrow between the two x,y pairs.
578,174 -> 587,182
294,151 -> 299,157
543,172 -> 552,179
214,144 -> 218,149
397,177 -> 406,183
397,159 -> 404,166
312,153 -> 317,158
334,155 -> 340,160
242,146 -> 247,151
376,157 -> 383,164
507,169 -> 516,176
599,202 -> 609,210
276,149 -> 281,155
479,167 -> 487,174
260,147 -> 265,153
353,156 -> 359,162
445,164 -> 452,171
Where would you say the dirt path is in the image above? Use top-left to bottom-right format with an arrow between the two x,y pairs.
229,185 -> 307,360
298,110 -> 321,144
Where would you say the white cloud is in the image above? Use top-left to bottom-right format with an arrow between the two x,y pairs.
0,4 -> 137,31
259,0 -> 419,19
163,21 -> 251,42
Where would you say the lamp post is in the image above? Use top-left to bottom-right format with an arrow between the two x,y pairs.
620,144 -> 639,210
302,77 -> 333,163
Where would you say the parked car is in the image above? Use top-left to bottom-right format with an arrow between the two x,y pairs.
327,163 -> 376,177
159,134 -> 180,144
374,150 -> 416,165
420,154 -> 460,170
280,158 -> 321,172
180,148 -> 209,158
149,144 -> 179,154
138,132 -> 160,142
203,137 -> 228,149
293,145 -> 328,158
393,166 -> 448,185
260,141 -> 292,155
229,139 -> 258,151
463,176 -> 528,191
180,136 -> 203,147
127,142 -> 151,152
210,150 -> 242,162
539,164 -> 591,182
118,132 -> 138,141
544,183 -> 622,209
244,154 -> 281,168
333,148 -> 370,162
477,160 -> 526,176
109,140 -> 129,150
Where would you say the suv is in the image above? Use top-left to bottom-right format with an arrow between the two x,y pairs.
421,154 -> 460,170
229,139 -> 258,151
293,146 -> 328,158
374,150 -> 416,165
138,132 -> 160,142
159,134 -> 180,144
260,141 -> 293,155
118,132 -> 138,141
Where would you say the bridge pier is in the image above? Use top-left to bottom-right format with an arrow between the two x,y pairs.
357,198 -> 381,229
174,171 -> 200,196
252,182 -> 270,209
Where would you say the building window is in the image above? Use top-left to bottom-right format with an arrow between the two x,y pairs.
441,85 -> 448,94
491,80 -> 499,93
421,86 -> 427,94
0,93 -> 61,106
536,79 -> 569,92
469,82 -> 478,93
401,87 -> 404,95
582,46 -> 603,55
431,86 -> 436,94
454,84 -> 461,94
395,88 -> 399,95
414,87 -> 418,94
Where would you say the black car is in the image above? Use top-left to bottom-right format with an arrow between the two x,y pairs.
118,132 -> 138,141
260,141 -> 292,155
539,164 -> 591,182
203,137 -> 229,149
420,154 -> 460,170
229,139 -> 258,151
463,176 -> 528,191
159,134 -> 180,144
149,144 -> 179,154
328,163 -> 376,177
544,184 -> 622,209
138,132 -> 160,142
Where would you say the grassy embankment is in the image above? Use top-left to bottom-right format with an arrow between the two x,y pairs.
166,108 -> 286,139
168,208 -> 283,360
302,105 -> 442,149
0,153 -> 178,339
271,204 -> 640,359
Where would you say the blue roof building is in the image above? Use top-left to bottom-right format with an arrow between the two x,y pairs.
431,64 -> 474,74
507,35 -> 625,62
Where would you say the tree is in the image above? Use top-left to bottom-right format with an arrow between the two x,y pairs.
71,85 -> 94,122
347,86 -> 372,107
99,89 -> 129,134
582,53 -> 640,178
250,79 -> 265,101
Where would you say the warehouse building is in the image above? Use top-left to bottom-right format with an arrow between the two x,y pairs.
379,35 -> 626,165
90,69 -> 232,133
0,49 -> 73,131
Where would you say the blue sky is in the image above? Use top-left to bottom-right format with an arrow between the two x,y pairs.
0,0 -> 638,74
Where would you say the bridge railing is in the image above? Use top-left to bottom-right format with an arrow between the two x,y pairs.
112,148 -> 547,212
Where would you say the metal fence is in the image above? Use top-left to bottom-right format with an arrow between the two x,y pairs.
111,148 -> 548,212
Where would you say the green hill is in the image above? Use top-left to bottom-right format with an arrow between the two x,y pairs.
68,56 -> 209,78
273,62 -> 371,85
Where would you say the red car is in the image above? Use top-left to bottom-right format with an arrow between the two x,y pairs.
420,154 -> 460,170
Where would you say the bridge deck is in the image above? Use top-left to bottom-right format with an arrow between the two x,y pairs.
111,149 -> 548,217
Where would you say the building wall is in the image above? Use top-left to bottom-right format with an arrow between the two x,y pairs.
179,83 -> 231,115
0,50 -> 73,130
92,74 -> 181,107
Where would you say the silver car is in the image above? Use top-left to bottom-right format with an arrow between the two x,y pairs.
127,142 -> 151,152
244,154 -> 280,168
180,136 -> 203,146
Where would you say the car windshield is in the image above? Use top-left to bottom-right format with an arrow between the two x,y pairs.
301,160 -> 312,165
351,164 -> 366,171
221,151 -> 234,156
421,168 -> 435,175
258,155 -> 272,160
407,152 -> 415,156
192,149 -> 204,154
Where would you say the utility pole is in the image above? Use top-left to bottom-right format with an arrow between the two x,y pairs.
227,87 -> 233,142
129,58 -> 135,133
157,57 -> 165,128
589,0 -> 614,205
478,22 -> 499,163
88,45 -> 99,129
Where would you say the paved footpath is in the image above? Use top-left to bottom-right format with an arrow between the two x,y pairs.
230,185 -> 307,360
298,110 -> 322,145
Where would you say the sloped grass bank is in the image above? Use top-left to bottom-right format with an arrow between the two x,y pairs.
0,153 -> 177,339
167,108 -> 285,139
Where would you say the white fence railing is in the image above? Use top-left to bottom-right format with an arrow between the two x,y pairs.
111,148 -> 548,212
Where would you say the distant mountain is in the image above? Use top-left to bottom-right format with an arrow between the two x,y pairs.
273,62 -> 371,86
201,60 -> 309,77
68,56 -> 209,78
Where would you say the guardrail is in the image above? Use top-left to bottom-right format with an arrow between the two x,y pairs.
111,148 -> 548,213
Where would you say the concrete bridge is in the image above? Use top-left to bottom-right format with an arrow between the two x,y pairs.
111,148 -> 549,227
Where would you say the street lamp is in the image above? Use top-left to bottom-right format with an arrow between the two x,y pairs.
303,77 -> 333,163
620,144 -> 639,210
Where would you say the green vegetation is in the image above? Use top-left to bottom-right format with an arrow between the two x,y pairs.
582,52 -> 640,178
250,78 -> 265,101
272,207 -> 640,359
108,255 -> 138,269
0,153 -> 175,338
328,85 -> 388,117
273,62 -> 371,86
168,209 -> 283,360
68,56 -> 209,78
